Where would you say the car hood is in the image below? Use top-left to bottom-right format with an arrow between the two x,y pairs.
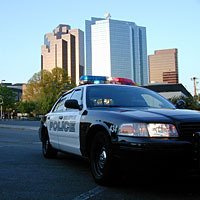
91,107 -> 200,123
119,108 -> 200,123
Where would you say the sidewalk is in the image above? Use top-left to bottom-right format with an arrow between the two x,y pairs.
0,119 -> 40,131
0,124 -> 39,131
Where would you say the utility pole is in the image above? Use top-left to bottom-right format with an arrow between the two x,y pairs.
0,80 -> 5,119
0,96 -> 3,119
191,77 -> 198,96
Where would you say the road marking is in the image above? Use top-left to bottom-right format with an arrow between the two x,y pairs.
73,186 -> 105,200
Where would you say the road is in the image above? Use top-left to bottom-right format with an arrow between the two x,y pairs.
0,120 -> 200,200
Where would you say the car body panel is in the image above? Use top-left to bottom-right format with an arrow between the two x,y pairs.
39,84 -> 200,170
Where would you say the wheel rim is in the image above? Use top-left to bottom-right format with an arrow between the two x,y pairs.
94,146 -> 107,176
98,147 -> 107,169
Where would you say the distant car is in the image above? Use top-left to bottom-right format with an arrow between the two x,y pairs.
39,83 -> 200,185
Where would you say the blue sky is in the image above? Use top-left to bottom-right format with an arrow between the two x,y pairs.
0,0 -> 199,95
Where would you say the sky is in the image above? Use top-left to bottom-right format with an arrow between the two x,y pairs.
0,0 -> 199,95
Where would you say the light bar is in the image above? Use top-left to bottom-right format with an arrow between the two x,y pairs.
79,75 -> 136,86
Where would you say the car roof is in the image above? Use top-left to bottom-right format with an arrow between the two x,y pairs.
62,83 -> 143,97
79,83 -> 139,89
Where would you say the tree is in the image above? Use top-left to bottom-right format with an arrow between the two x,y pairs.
0,85 -> 16,118
23,67 -> 75,115
17,101 -> 37,117
169,95 -> 200,110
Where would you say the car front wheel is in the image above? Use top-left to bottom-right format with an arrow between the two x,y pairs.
42,135 -> 57,158
90,131 -> 113,185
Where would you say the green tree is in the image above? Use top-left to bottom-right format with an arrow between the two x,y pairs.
23,67 -> 75,115
0,85 -> 16,117
169,95 -> 200,110
17,101 -> 37,117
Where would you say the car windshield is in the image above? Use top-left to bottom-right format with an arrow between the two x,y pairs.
86,85 -> 175,109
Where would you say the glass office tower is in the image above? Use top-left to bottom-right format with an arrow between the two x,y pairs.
85,17 -> 148,85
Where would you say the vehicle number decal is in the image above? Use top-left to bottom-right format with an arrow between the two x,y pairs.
109,124 -> 118,133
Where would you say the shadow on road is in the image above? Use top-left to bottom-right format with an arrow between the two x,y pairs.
47,152 -> 200,198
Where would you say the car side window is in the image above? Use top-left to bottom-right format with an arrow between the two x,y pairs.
142,94 -> 164,108
70,89 -> 82,103
53,92 -> 72,112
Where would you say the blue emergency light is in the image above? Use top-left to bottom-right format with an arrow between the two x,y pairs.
79,75 -> 108,85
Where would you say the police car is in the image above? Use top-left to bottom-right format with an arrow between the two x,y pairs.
39,76 -> 200,185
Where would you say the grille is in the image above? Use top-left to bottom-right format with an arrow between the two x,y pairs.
179,123 -> 200,141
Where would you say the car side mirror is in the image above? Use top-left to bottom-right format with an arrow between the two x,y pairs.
64,99 -> 81,110
176,99 -> 186,109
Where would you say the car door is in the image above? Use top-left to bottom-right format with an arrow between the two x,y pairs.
46,93 -> 71,149
58,88 -> 83,155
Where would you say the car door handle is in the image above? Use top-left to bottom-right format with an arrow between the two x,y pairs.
59,116 -> 63,120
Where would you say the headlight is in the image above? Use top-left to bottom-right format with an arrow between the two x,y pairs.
147,123 -> 178,137
118,123 -> 178,137
118,123 -> 149,137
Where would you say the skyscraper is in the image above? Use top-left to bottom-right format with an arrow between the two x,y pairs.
41,24 -> 84,85
148,49 -> 179,84
85,16 -> 148,85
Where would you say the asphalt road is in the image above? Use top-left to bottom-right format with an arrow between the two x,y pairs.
0,120 -> 200,200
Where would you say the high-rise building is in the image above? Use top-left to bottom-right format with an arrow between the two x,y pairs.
41,24 -> 84,85
85,16 -> 148,86
148,49 -> 179,84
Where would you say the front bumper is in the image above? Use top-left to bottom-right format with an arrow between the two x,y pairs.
112,136 -> 197,170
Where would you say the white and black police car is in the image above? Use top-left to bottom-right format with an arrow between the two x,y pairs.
39,76 -> 200,185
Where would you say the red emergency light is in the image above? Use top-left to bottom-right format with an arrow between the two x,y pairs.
109,77 -> 136,85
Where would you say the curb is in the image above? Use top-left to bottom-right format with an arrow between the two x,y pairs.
0,124 -> 39,131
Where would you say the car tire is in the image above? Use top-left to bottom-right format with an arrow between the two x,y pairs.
42,135 -> 57,159
90,131 -> 114,185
